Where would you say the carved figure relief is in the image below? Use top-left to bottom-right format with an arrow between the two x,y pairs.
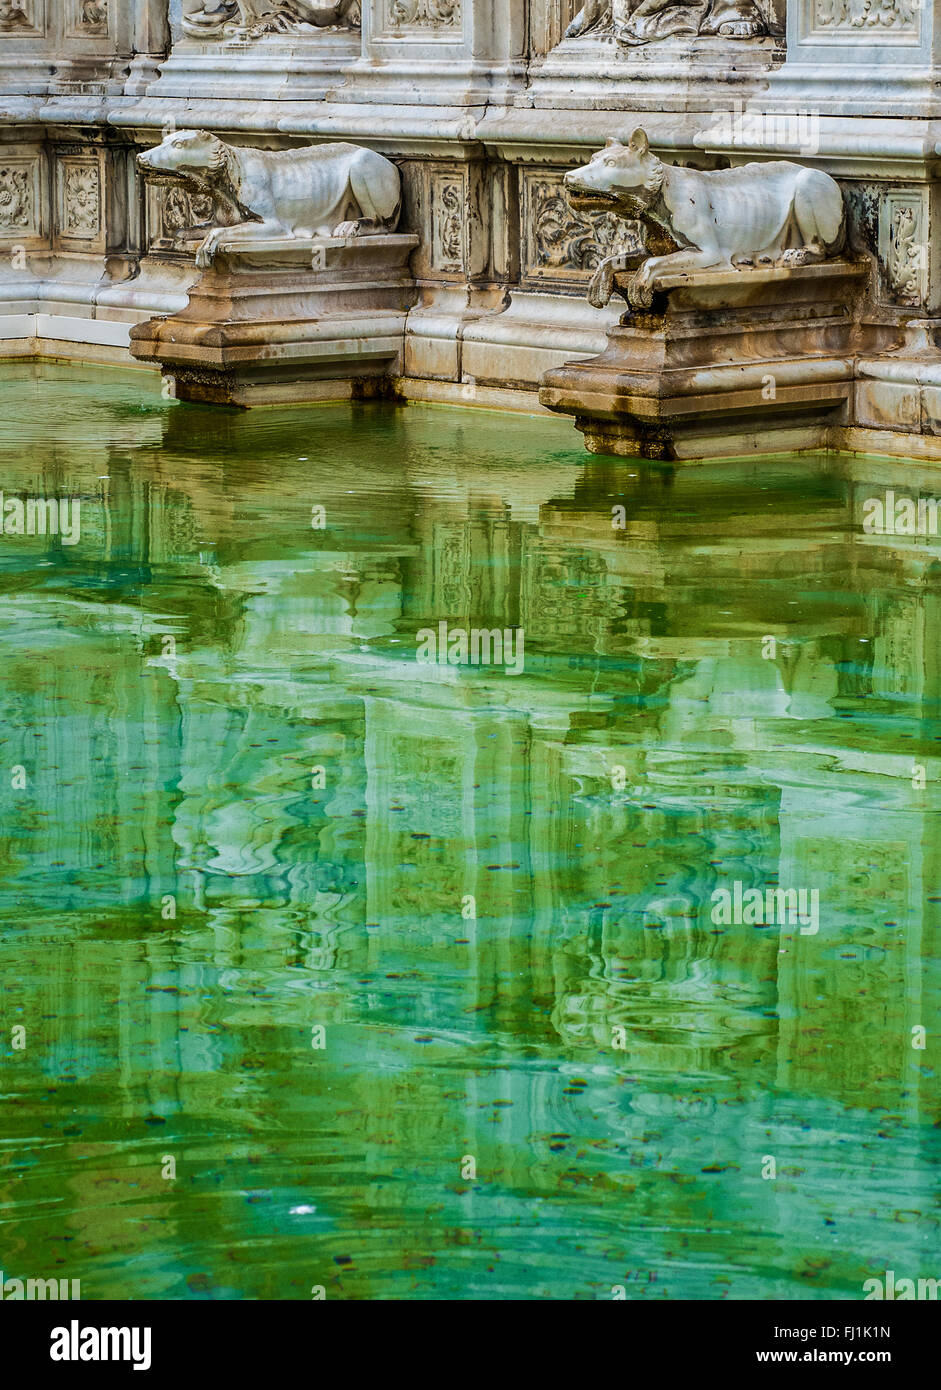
389,0 -> 461,26
138,130 -> 402,268
163,185 -> 217,238
148,182 -> 228,253
181,0 -> 360,39
0,1 -> 33,30
563,129 -> 846,308
565,0 -> 774,44
78,0 -> 108,32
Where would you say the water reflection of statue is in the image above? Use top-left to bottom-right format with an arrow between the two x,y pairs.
566,0 -> 770,43
181,0 -> 360,39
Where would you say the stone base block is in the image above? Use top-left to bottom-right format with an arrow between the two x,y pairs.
853,325 -> 941,442
148,32 -> 360,101
527,34 -> 784,113
129,233 -> 419,407
539,261 -> 869,461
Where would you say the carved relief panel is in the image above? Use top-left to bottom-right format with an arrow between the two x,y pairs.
371,0 -> 462,39
521,170 -> 642,289
0,152 -> 45,246
181,1 -> 361,40
803,0 -> 920,42
387,0 -> 461,30
430,170 -> 466,274
878,189 -> 928,308
68,0 -> 109,37
557,0 -> 778,47
810,0 -> 916,24
0,0 -> 45,35
146,180 -> 219,254
364,0 -> 521,68
402,157 -> 499,288
55,151 -> 105,251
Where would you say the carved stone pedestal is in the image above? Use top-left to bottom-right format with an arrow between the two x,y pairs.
129,233 -> 419,407
539,261 -> 869,461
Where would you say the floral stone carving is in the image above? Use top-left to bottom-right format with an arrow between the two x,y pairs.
63,164 -> 101,238
528,179 -> 643,276
0,166 -> 32,232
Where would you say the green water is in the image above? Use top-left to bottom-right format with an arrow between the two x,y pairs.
0,362 -> 937,1301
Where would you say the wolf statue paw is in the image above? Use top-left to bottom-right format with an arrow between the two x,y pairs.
588,263 -> 616,310
626,275 -> 655,310
195,229 -> 223,269
780,244 -> 825,268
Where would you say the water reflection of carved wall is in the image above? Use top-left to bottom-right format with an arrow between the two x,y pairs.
2,3 -> 939,1292
3,379 -> 936,1187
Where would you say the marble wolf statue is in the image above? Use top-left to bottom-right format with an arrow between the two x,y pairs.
564,128 -> 846,309
139,130 -> 402,269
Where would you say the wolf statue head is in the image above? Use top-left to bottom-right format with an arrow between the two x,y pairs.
138,130 -> 230,180
563,129 -> 665,218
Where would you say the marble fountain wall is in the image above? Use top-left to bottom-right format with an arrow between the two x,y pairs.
1,0 -> 941,457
